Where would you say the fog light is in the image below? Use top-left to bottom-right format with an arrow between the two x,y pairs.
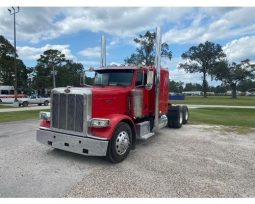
89,118 -> 110,128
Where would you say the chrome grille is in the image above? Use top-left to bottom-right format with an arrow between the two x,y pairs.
52,93 -> 85,133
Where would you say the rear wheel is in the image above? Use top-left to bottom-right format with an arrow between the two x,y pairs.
107,122 -> 132,163
173,108 -> 183,128
167,119 -> 173,128
167,106 -> 183,129
22,101 -> 28,107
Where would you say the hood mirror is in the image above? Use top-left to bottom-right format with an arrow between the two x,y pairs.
81,69 -> 96,87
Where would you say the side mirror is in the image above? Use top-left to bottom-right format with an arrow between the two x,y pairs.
145,70 -> 154,90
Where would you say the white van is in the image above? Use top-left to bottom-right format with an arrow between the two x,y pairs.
0,86 -> 25,104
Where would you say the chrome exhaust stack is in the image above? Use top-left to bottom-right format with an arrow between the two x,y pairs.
153,27 -> 162,132
100,35 -> 106,67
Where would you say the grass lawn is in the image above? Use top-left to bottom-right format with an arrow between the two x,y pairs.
171,96 -> 255,106
0,110 -> 50,123
190,108 -> 255,129
0,104 -> 14,109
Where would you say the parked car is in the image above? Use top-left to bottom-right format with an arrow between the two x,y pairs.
18,95 -> 50,107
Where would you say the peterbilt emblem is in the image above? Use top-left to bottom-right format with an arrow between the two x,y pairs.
64,88 -> 71,93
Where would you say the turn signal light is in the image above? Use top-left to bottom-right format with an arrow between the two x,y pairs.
40,112 -> 51,121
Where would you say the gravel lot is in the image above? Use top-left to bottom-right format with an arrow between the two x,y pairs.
0,120 -> 255,197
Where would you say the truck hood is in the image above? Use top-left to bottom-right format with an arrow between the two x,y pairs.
91,86 -> 132,118
51,86 -> 132,118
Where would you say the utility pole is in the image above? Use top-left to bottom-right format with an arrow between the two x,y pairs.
51,67 -> 56,88
8,7 -> 20,102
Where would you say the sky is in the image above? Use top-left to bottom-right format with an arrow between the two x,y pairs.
1,7 -> 255,85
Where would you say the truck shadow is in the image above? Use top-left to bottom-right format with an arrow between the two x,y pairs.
46,148 -> 110,166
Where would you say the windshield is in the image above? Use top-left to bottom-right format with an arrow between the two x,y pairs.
94,70 -> 134,86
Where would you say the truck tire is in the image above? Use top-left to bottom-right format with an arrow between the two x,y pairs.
182,106 -> 189,124
167,106 -> 183,129
44,100 -> 49,106
167,120 -> 173,128
22,101 -> 28,107
173,107 -> 183,128
0,99 -> 2,103
107,122 -> 132,163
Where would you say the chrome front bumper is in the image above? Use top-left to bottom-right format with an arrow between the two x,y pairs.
36,129 -> 109,156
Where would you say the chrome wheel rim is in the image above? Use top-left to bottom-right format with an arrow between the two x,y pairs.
179,112 -> 183,124
115,131 -> 130,155
185,111 -> 188,120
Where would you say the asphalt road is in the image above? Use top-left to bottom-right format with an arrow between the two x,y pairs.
0,120 -> 255,197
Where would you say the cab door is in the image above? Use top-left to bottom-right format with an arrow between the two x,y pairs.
135,69 -> 149,117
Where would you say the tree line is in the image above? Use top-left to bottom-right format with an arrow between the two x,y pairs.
0,35 -> 29,93
126,32 -> 255,99
169,80 -> 255,95
1,30 -> 255,99
0,35 -> 84,96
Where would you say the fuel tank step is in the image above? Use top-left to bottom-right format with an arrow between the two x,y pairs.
135,121 -> 155,140
138,132 -> 155,140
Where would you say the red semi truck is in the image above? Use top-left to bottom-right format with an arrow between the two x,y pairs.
36,27 -> 189,162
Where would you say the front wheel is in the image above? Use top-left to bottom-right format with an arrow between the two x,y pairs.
44,100 -> 49,106
107,122 -> 132,163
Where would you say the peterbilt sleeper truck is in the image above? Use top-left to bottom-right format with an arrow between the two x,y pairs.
36,27 -> 189,163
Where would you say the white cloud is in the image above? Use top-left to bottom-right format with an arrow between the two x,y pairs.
60,7 -> 191,37
2,7 -> 255,48
0,7 -> 192,43
0,7 -> 61,43
79,60 -> 100,68
78,47 -> 101,58
78,43 -> 115,58
163,7 -> 255,44
110,62 -> 122,66
17,44 -> 76,61
223,35 -> 255,63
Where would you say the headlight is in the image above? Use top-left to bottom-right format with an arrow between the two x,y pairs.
40,112 -> 51,121
89,118 -> 110,128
